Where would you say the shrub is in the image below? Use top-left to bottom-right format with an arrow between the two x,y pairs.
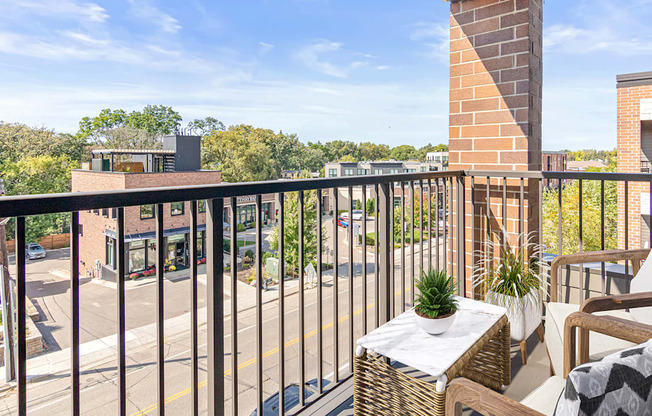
414,269 -> 458,319
237,223 -> 246,232
250,221 -> 256,229
245,249 -> 254,259
262,252 -> 275,263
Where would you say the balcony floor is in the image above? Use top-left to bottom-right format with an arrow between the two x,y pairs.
321,331 -> 550,415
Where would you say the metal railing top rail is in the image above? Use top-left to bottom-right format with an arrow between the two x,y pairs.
1,168 -> 649,218
0,170 -> 461,218
466,170 -> 652,182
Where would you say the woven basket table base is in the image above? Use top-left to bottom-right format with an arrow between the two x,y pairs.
353,318 -> 510,416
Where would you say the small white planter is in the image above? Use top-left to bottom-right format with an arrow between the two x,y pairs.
415,310 -> 457,335
487,290 -> 541,342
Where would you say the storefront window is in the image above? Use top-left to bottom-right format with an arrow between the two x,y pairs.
141,205 -> 154,220
147,240 -> 156,268
128,240 -> 146,273
198,200 -> 206,213
171,202 -> 184,216
238,205 -> 255,225
197,231 -> 204,258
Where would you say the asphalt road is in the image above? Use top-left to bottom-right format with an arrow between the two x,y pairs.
0,223 -> 447,415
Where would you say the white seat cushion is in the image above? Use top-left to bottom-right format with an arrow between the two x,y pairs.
520,376 -> 566,416
630,251 -> 652,326
544,302 -> 636,376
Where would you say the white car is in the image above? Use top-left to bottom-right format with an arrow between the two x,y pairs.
351,210 -> 364,221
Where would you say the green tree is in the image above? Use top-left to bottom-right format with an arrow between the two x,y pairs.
418,143 -> 448,159
0,123 -> 87,164
390,145 -> 420,161
339,154 -> 356,163
78,105 -> 181,145
262,131 -> 304,175
300,146 -> 327,172
355,199 -> 362,210
542,173 -> 617,255
202,125 -> 276,182
359,142 -> 390,161
2,155 -> 76,241
366,198 -> 375,217
269,191 -> 326,273
187,117 -> 225,136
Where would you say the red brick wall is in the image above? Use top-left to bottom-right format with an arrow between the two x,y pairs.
617,84 -> 652,250
448,0 -> 543,297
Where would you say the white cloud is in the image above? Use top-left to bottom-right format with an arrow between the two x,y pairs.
375,65 -> 389,71
295,40 -> 380,78
258,42 -> 275,55
127,0 -> 181,34
408,22 -> 449,64
11,0 -> 108,23
544,24 -> 652,55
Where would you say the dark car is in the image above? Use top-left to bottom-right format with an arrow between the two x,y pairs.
250,379 -> 330,415
25,243 -> 46,260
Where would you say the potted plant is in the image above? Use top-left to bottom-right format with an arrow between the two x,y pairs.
414,269 -> 459,335
128,273 -> 138,280
473,232 -> 546,364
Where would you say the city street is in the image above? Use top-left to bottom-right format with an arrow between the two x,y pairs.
0,219 -> 448,415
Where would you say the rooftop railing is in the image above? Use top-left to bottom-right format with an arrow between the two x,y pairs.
0,168 -> 650,415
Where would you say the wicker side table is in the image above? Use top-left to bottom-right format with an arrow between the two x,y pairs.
353,298 -> 510,416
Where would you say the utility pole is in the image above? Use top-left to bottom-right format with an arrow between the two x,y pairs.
0,218 -> 16,381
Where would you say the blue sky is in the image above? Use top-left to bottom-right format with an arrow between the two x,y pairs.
0,0 -> 651,150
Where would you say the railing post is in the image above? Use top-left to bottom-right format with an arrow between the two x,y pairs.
456,176 -> 466,296
378,182 -> 392,325
206,198 -> 225,416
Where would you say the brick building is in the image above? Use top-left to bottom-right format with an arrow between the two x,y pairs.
617,71 -> 652,250
72,135 -> 276,280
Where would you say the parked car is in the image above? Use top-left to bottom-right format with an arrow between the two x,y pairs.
25,243 -> 46,260
337,216 -> 349,228
250,379 -> 330,415
351,210 -> 364,220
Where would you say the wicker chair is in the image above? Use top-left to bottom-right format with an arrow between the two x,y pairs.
545,248 -> 652,376
445,310 -> 652,416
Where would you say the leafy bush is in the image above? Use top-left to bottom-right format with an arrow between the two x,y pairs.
262,252 -> 276,263
245,249 -> 254,259
237,223 -> 246,232
250,221 -> 256,229
414,269 -> 458,319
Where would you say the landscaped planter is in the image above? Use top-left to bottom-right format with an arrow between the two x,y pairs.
487,289 -> 541,342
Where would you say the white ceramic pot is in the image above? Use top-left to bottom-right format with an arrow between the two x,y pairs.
487,290 -> 541,341
415,310 -> 457,335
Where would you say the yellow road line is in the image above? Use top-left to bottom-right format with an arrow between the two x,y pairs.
130,289 -> 407,416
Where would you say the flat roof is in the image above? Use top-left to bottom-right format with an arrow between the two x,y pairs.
542,150 -> 567,155
617,71 -> 652,88
91,149 -> 176,155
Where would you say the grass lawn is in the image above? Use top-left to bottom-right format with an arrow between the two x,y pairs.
224,238 -> 255,248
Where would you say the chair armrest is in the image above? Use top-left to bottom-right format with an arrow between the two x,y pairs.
550,249 -> 650,302
580,291 -> 652,313
563,311 -> 652,378
445,378 -> 544,416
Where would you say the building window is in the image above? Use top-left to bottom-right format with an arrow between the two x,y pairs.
374,169 -> 382,175
421,166 -> 426,172
389,169 -> 399,174
106,237 -> 115,269
171,202 -> 185,216
140,205 -> 155,220
127,240 -> 146,273
328,169 -> 337,178
344,168 -> 354,176
357,168 -> 365,175
111,208 -> 117,218
102,208 -> 109,217
93,209 -> 100,215
198,200 -> 206,213
147,240 -> 156,269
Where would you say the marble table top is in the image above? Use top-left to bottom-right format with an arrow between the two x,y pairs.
356,296 -> 506,378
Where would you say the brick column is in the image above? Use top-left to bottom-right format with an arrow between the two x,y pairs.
616,73 -> 652,251
447,0 -> 543,297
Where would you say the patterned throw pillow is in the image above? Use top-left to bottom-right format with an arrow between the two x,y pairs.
553,339 -> 652,416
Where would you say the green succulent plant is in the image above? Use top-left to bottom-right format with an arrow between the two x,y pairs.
414,268 -> 458,319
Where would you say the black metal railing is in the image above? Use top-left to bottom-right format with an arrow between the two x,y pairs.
0,168 -> 650,415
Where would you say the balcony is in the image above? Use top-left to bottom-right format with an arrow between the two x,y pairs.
0,169 -> 649,415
